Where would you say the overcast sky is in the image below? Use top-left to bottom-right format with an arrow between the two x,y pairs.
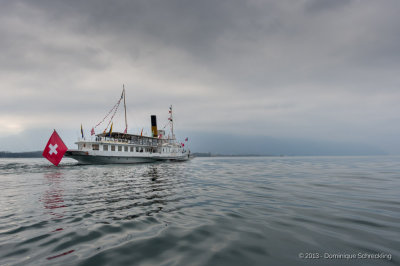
1,0 -> 399,154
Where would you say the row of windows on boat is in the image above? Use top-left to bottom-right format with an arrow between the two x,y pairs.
89,144 -> 177,153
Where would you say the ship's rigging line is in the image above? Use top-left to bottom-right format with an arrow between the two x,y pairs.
161,105 -> 174,137
93,91 -> 124,132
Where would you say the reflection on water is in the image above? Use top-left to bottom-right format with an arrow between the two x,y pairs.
41,172 -> 66,218
0,157 -> 399,266
41,172 -> 75,260
145,166 -> 160,182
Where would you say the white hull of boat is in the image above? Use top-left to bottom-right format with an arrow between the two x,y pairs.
65,150 -> 189,164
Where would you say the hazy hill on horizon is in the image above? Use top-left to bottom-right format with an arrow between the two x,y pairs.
181,132 -> 387,156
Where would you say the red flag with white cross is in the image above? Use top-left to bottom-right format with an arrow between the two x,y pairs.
42,130 -> 68,166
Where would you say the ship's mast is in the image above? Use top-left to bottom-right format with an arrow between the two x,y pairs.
169,105 -> 175,139
123,85 -> 128,133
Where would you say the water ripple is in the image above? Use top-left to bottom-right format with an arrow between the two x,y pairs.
0,157 -> 399,265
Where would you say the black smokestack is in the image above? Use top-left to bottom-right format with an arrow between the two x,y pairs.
151,115 -> 158,137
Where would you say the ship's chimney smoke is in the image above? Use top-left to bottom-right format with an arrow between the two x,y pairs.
151,115 -> 158,138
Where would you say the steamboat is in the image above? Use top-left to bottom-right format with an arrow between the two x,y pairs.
65,87 -> 190,164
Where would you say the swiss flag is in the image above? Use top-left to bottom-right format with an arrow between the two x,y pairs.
42,130 -> 68,166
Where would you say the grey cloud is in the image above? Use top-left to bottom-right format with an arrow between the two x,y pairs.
4,0 -> 399,90
1,0 -> 400,154
305,0 -> 353,13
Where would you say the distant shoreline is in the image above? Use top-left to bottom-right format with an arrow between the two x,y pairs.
0,151 -> 43,158
192,152 -> 279,157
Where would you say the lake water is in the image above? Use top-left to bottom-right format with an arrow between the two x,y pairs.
0,156 -> 399,265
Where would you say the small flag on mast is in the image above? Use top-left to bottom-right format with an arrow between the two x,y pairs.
91,127 -> 95,136
81,124 -> 84,138
185,137 -> 188,141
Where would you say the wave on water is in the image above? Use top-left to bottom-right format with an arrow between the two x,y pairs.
0,156 -> 399,265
